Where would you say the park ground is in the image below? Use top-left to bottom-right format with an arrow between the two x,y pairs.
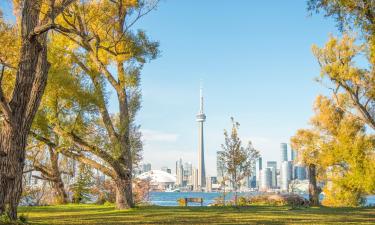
18,204 -> 375,225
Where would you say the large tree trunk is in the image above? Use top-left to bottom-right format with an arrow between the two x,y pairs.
308,164 -> 320,206
114,174 -> 134,209
0,125 -> 26,220
0,1 -> 49,219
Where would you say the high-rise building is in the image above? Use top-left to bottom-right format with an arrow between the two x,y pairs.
184,162 -> 192,176
294,166 -> 307,180
142,163 -> 151,173
196,86 -> 206,189
267,161 -> 277,188
256,157 -> 262,188
176,158 -> 184,186
216,151 -> 225,183
280,161 -> 293,191
280,143 -> 288,162
248,164 -> 257,188
184,162 -> 192,184
206,176 -> 213,192
260,168 -> 272,191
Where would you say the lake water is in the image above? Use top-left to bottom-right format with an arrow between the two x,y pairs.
149,192 -> 375,207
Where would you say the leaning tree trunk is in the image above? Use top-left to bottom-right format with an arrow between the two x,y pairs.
51,177 -> 68,205
308,164 -> 320,206
49,149 -> 68,204
0,0 -> 49,219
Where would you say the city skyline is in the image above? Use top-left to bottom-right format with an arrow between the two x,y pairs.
99,1 -> 339,176
0,1 -> 338,176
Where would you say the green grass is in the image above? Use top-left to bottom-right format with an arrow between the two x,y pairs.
18,204 -> 375,225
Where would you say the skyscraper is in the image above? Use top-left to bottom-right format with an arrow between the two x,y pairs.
260,167 -> 272,191
294,166 -> 307,180
142,163 -> 151,173
281,161 -> 293,191
196,86 -> 206,189
176,158 -> 184,186
267,161 -> 277,188
280,143 -> 288,162
256,157 -> 262,188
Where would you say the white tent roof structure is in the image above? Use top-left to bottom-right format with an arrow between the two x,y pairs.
137,170 -> 176,184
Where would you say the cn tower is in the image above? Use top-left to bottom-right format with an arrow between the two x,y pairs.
196,86 -> 206,189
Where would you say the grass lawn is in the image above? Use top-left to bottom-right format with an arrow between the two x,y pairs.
18,204 -> 375,225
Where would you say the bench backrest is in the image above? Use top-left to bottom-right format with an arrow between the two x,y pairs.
185,198 -> 203,203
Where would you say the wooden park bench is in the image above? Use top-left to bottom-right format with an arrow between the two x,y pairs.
178,197 -> 204,206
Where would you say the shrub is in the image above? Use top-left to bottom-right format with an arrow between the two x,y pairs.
177,198 -> 186,206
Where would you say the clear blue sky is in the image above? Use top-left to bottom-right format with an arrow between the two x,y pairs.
1,1 -> 339,175
130,0 -> 338,175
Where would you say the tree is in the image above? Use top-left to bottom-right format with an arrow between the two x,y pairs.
306,0 -> 375,207
292,95 -> 375,206
26,142 -> 69,205
26,32 -> 98,205
0,1 -> 75,220
71,163 -> 93,204
219,118 -> 259,206
308,1 -> 375,131
46,0 -> 159,209
312,34 -> 375,131
291,128 -> 322,206
308,0 -> 375,36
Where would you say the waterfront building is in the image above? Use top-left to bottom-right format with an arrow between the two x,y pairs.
280,161 -> 293,192
206,176 -> 213,192
267,161 -> 277,188
248,164 -> 257,188
294,165 -> 307,180
256,157 -> 262,188
280,143 -> 288,162
142,163 -> 152,173
176,158 -> 184,186
183,162 -> 192,185
196,86 -> 206,189
138,170 -> 176,191
260,167 -> 272,191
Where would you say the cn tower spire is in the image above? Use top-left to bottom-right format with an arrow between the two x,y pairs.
196,82 -> 206,190
200,83 -> 204,114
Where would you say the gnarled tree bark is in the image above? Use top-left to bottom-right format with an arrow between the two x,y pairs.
0,0 -> 74,219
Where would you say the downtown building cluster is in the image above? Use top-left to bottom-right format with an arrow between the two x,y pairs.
216,143 -> 308,193
254,143 -> 308,193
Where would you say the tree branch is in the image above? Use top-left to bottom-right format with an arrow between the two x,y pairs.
0,65 -> 12,124
59,148 -> 116,178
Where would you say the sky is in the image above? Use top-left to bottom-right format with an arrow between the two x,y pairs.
128,0 -> 339,175
0,1 -> 340,176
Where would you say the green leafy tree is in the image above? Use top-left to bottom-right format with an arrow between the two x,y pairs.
46,0 -> 159,209
27,33 -> 97,205
219,118 -> 259,206
71,163 -> 93,204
